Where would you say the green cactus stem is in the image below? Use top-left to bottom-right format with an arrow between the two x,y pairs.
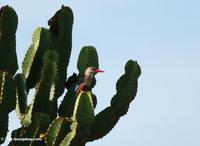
32,50 -> 58,118
48,5 -> 73,98
87,60 -> 141,142
58,73 -> 78,118
77,46 -> 99,76
59,121 -> 77,146
14,73 -> 27,119
58,84 -> 77,117
0,70 -> 16,113
91,93 -> 97,109
69,91 -> 95,146
21,104 -> 34,127
9,112 -> 50,146
0,6 -> 18,141
20,50 -> 58,127
0,105 -> 9,144
22,27 -> 51,90
45,117 -> 76,146
72,91 -> 95,127
0,5 -> 18,75
58,85 -> 97,118
47,91 -> 95,146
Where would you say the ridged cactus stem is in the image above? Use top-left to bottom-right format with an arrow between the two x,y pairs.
9,113 -> 50,146
48,5 -> 74,98
22,27 -> 51,91
0,5 -> 18,75
32,50 -> 58,115
45,117 -> 77,146
0,106 -> 9,144
87,60 -> 141,142
69,91 -> 95,146
14,73 -> 27,119
20,50 -> 59,127
0,70 -> 16,144
0,71 -> 16,112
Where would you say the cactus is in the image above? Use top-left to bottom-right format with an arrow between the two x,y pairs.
0,5 -> 18,75
9,112 -> 50,146
22,27 -> 51,91
0,7 -> 18,143
48,5 -> 73,98
87,60 -> 141,142
0,5 -> 141,146
14,73 -> 27,119
77,46 -> 99,76
0,71 -> 16,144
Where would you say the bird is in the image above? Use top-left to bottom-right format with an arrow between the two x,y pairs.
64,67 -> 104,108
65,67 -> 104,95
75,67 -> 104,95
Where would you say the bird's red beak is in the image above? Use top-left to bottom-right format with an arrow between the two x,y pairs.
95,69 -> 105,73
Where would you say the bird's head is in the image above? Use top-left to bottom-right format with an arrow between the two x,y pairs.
85,67 -> 104,76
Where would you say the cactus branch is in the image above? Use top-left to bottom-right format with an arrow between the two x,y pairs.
0,71 -> 16,113
45,117 -> 76,146
48,6 -> 73,98
58,84 -> 77,117
70,91 -> 95,146
77,46 -> 99,76
0,5 -> 18,75
0,105 -> 9,144
22,27 -> 51,90
87,60 -> 141,141
9,112 -> 50,146
14,73 -> 27,119
32,50 -> 58,117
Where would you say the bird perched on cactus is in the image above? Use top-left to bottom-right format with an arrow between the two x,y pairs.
76,67 -> 104,95
65,67 -> 104,95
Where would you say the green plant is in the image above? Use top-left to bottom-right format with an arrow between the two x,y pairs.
0,5 -> 141,146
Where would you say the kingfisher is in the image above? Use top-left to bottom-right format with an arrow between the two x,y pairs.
65,67 -> 104,95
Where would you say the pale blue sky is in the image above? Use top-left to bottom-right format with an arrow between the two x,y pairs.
1,0 -> 200,146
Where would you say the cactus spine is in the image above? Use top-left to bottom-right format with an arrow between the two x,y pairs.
0,5 -> 141,146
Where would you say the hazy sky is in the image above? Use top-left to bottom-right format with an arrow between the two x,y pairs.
1,0 -> 200,146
